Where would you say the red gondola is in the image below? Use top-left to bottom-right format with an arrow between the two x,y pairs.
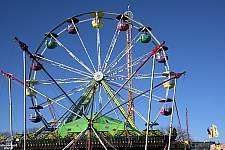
31,63 -> 43,71
117,23 -> 129,31
160,108 -> 172,116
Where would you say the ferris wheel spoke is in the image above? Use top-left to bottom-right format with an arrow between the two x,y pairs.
55,100 -> 88,123
101,29 -> 120,72
131,52 -> 151,67
132,107 -> 148,123
98,86 -> 102,112
78,17 -> 94,23
103,33 -> 141,74
132,106 -> 162,129
40,47 -> 48,55
105,74 -> 161,81
132,74 -> 166,79
37,77 -> 91,85
103,44 -> 132,74
52,36 -> 94,74
57,27 -> 67,36
52,82 -> 90,104
104,51 -> 150,77
96,28 -> 101,71
109,50 -> 166,77
107,80 -> 149,98
105,75 -> 127,80
40,57 -> 92,78
107,56 -> 144,76
75,23 -> 97,72
106,62 -> 127,76
107,80 -> 163,101
29,87 -> 86,120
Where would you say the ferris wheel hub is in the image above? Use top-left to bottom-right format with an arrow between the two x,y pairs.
93,71 -> 104,81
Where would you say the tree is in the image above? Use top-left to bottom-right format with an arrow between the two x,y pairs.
0,130 -> 17,137
157,125 -> 192,142
22,127 -> 39,134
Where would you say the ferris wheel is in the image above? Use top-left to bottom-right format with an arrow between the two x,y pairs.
14,9 -> 185,149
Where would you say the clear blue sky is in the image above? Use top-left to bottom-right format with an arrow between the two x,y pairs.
0,0 -> 224,143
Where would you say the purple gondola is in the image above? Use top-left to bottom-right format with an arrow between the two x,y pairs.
156,53 -> 168,63
29,114 -> 41,123
67,25 -> 78,34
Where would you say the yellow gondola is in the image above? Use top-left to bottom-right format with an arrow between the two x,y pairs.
163,80 -> 175,89
92,19 -> 104,28
26,89 -> 37,96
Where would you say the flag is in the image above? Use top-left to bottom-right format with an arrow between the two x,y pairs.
212,124 -> 219,137
207,127 -> 213,138
207,124 -> 219,138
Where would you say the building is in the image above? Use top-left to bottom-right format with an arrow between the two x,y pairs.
190,141 -> 215,150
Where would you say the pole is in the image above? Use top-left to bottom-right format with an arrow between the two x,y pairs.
23,50 -> 27,150
126,14 -> 134,121
168,79 -> 177,150
9,78 -> 13,150
186,109 -> 190,149
145,55 -> 156,150
88,128 -> 91,150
